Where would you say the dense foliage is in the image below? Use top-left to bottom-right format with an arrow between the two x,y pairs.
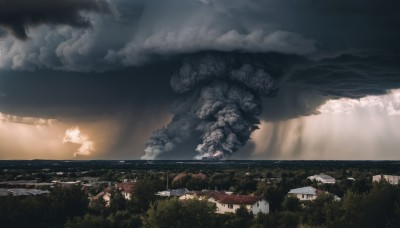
0,186 -> 88,227
1,161 -> 400,227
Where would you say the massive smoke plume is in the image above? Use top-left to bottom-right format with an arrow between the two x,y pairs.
142,54 -> 277,160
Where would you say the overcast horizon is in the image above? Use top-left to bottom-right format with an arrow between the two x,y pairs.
1,0 -> 400,160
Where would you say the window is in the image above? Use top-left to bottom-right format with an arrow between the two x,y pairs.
257,203 -> 259,207
228,204 -> 233,209
302,194 -> 305,198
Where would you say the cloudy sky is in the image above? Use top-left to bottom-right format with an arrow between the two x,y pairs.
0,0 -> 399,160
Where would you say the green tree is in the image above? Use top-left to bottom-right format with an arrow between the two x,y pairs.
277,211 -> 300,228
65,214 -> 110,228
262,186 -> 286,212
110,190 -> 126,212
143,199 -> 216,228
302,194 -> 334,226
282,196 -> 300,212
218,205 -> 254,228
350,178 -> 372,194
130,180 -> 161,213
48,186 -> 89,224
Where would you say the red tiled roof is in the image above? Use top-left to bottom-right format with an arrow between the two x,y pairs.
103,186 -> 114,193
92,186 -> 115,200
116,182 -> 135,193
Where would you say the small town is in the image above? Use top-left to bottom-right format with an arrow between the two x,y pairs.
1,160 -> 400,227
1,0 -> 400,227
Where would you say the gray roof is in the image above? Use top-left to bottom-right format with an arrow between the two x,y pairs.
308,174 -> 335,180
316,174 -> 335,180
0,188 -> 50,196
288,186 -> 317,195
156,188 -> 189,197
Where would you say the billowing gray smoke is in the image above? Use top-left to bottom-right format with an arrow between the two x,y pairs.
142,54 -> 277,160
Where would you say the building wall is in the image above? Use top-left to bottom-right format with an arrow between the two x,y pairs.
103,193 -> 111,207
373,175 -> 400,185
123,191 -> 131,200
179,194 -> 196,200
372,175 -> 382,182
290,193 -> 317,201
250,200 -> 269,214
317,177 -> 335,184
308,175 -> 335,184
384,175 -> 400,185
179,194 -> 269,214
214,201 -> 242,214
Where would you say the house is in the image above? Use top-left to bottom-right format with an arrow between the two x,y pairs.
116,182 -> 136,200
373,175 -> 400,185
92,181 -> 136,206
288,186 -> 322,201
288,186 -> 340,201
92,186 -> 114,206
307,174 -> 336,184
179,191 -> 269,214
156,188 -> 189,197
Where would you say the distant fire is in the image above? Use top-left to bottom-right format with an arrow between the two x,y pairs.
63,127 -> 94,157
213,151 -> 223,158
194,150 -> 224,161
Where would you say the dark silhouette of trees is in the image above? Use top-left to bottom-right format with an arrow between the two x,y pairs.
0,186 -> 88,227
143,199 -> 216,228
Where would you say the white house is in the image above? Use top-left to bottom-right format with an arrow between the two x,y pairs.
288,186 -> 321,201
373,175 -> 400,185
179,191 -> 269,214
308,174 -> 336,184
288,186 -> 341,202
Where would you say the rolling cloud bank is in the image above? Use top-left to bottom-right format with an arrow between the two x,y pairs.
0,0 -> 399,159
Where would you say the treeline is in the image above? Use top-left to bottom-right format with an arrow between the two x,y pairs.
0,186 -> 88,227
1,180 -> 400,227
65,181 -> 400,228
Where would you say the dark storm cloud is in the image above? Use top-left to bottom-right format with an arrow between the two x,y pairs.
1,0 -> 399,71
0,0 -> 110,39
0,60 -> 179,119
0,0 -> 400,159
1,51 -> 400,160
290,53 -> 400,99
260,52 -> 400,121
252,0 -> 400,52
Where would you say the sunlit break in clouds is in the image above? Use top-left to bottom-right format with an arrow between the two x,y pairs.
318,90 -> 400,116
0,112 -> 56,126
63,127 -> 94,157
